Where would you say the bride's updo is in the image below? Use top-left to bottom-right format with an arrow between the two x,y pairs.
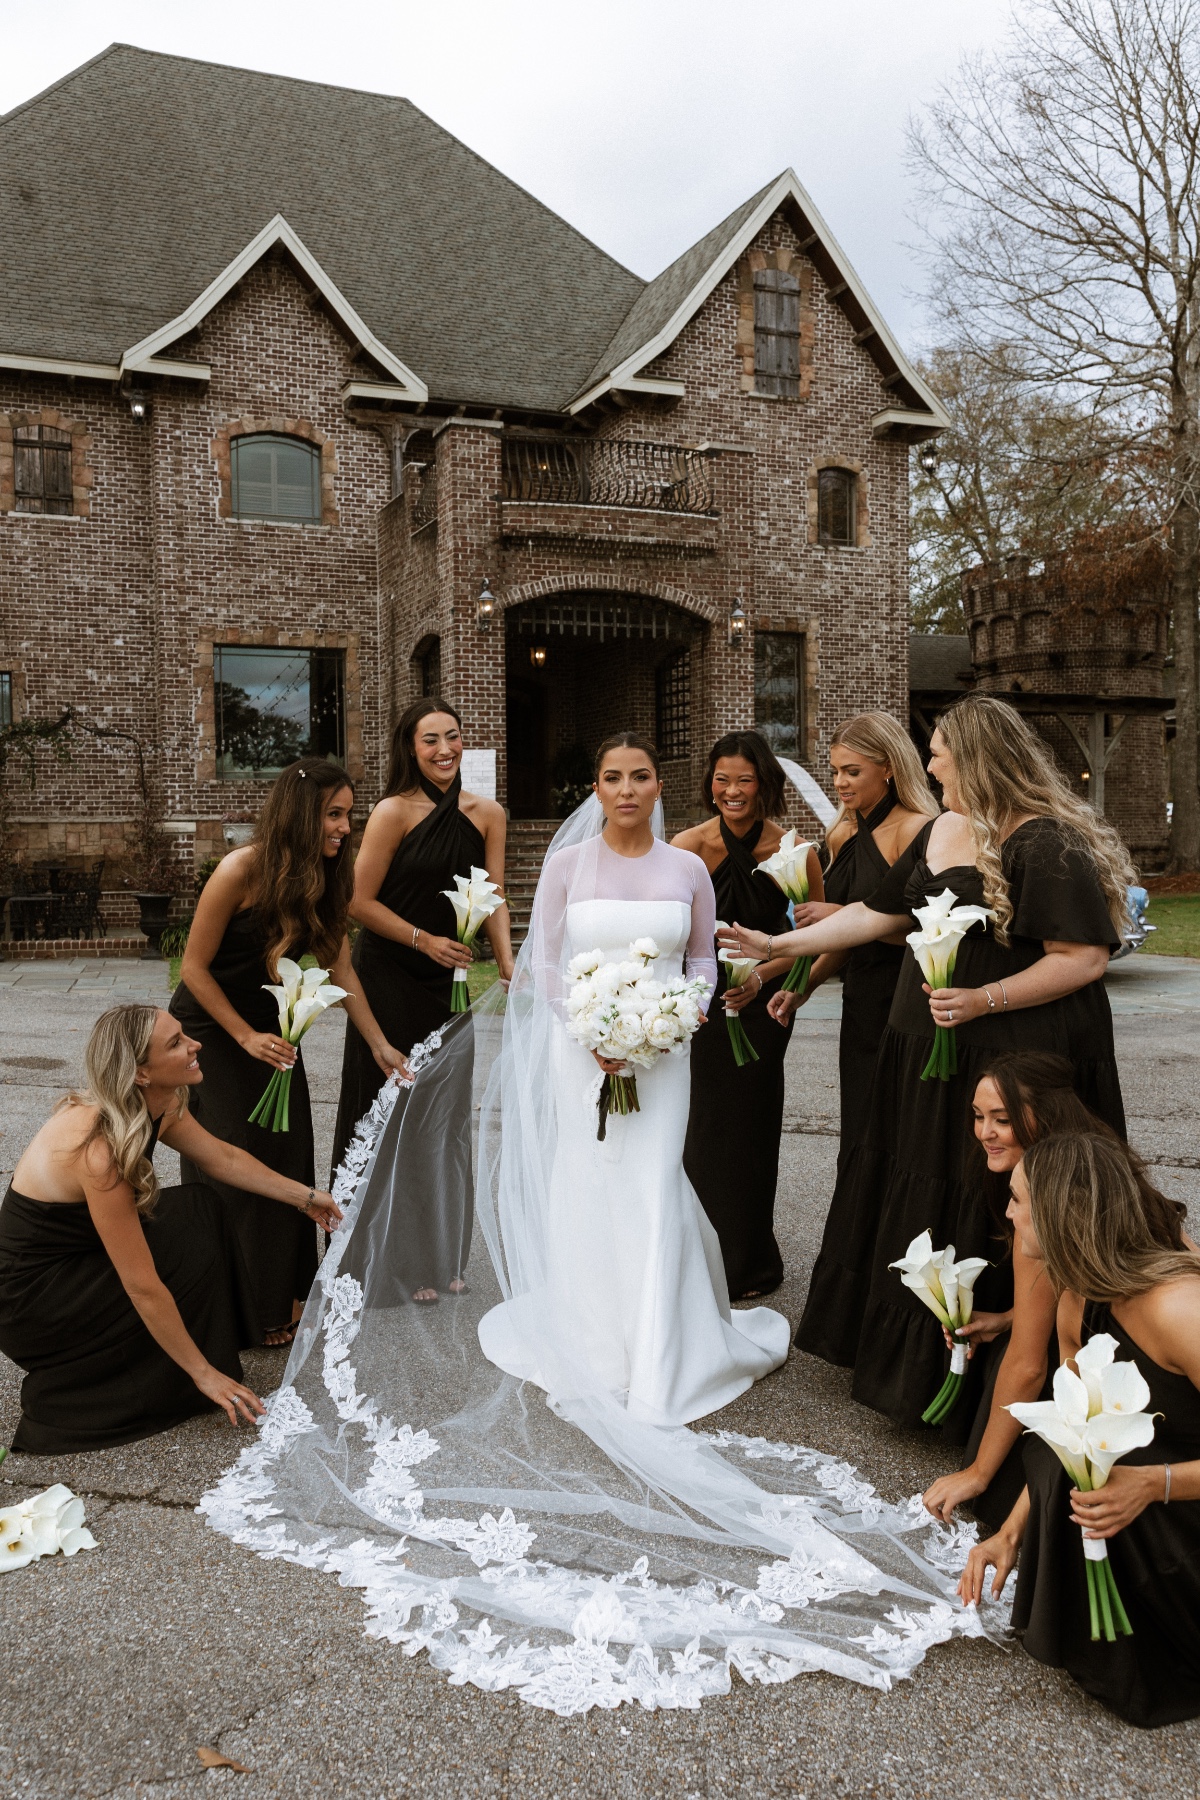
593,732 -> 660,775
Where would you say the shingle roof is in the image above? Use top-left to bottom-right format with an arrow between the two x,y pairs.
0,45 -> 644,412
909,634 -> 974,691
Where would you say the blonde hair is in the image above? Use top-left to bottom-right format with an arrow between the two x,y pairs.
1025,1132 -> 1200,1300
60,1004 -> 184,1215
828,711 -> 940,838
936,694 -> 1135,945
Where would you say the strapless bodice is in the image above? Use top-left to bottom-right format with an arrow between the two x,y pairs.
566,899 -> 692,977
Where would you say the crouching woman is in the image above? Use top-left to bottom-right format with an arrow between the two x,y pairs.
959,1132 -> 1200,1728
0,1003 -> 342,1455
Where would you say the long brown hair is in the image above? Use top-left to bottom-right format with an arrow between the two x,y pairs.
700,730 -> 786,821
594,731 -> 660,776
60,1004 -> 184,1215
1024,1132 -> 1200,1299
935,694 -> 1134,945
828,712 -> 940,838
248,758 -> 354,977
385,698 -> 464,798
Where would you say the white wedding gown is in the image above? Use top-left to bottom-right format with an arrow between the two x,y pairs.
478,860 -> 790,1424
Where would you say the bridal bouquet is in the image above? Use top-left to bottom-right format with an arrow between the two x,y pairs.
565,938 -> 708,1139
250,958 -> 348,1133
1008,1336 -> 1156,1641
755,830 -> 816,995
717,945 -> 760,1067
889,1230 -> 987,1423
442,866 -> 504,1011
906,888 -> 995,1081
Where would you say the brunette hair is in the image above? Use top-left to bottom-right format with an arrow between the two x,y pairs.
700,730 -> 786,821
828,712 -> 940,836
384,698 -> 464,799
976,1052 -> 1186,1248
934,694 -> 1134,945
1024,1131 -> 1200,1298
60,1004 -> 184,1215
593,732 -> 660,777
248,757 -> 354,977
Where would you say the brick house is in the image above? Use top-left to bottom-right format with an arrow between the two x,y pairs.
0,45 -> 945,917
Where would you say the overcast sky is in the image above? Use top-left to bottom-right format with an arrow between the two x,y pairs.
1,0 -> 1015,350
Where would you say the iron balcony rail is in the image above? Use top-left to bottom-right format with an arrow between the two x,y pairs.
410,462 -> 438,532
502,438 -> 715,515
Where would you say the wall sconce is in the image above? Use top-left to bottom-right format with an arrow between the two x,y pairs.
1081,770 -> 1090,784
530,645 -> 547,669
917,442 -> 938,475
728,601 -> 747,647
476,576 -> 496,632
127,389 -> 149,424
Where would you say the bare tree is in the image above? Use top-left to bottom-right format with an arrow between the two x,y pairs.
910,0 -> 1200,867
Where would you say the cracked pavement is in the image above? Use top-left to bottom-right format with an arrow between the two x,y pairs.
0,954 -> 1197,1798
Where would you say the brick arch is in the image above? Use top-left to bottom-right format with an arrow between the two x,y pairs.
500,573 -> 719,625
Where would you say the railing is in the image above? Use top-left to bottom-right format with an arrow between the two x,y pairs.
502,438 -> 715,515
410,461 -> 438,532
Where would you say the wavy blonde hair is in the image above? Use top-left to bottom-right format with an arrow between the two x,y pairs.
59,1004 -> 184,1215
1025,1133 -> 1200,1300
935,694 -> 1135,945
828,711 -> 940,838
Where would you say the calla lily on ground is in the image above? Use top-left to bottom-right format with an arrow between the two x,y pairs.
441,867 -> 505,1011
717,948 -> 761,1068
755,830 -> 817,994
889,1231 -> 988,1423
0,1484 -> 97,1573
905,889 -> 995,1081
250,962 -> 348,1132
1008,1349 -> 1157,1641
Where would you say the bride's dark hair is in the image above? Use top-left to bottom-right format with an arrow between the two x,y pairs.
593,732 -> 660,775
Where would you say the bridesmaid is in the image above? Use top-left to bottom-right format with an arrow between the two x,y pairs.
330,699 -> 513,1299
770,713 -> 938,1153
960,1133 -> 1200,1728
673,730 -> 822,1299
170,759 -> 405,1343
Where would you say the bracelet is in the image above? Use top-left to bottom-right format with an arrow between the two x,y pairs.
412,925 -> 421,950
999,979 -> 1009,1010
984,986 -> 995,1012
751,970 -> 763,996
765,937 -> 774,961
303,1186 -> 316,1212
1164,1463 -> 1172,1504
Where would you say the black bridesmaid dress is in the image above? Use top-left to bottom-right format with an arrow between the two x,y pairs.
682,819 -> 793,1299
795,817 -> 1123,1436
821,790 -> 907,1152
329,773 -> 483,1295
0,1120 -> 258,1453
1014,1301 -> 1200,1727
169,911 -> 317,1333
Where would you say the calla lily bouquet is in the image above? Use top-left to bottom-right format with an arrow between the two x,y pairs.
906,888 -> 995,1081
441,866 -> 504,1011
1008,1335 -> 1156,1642
755,830 -> 816,995
1,1483 -> 97,1572
249,958 -> 348,1133
717,944 -> 761,1068
889,1230 -> 987,1423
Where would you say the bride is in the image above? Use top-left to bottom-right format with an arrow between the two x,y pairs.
478,732 -> 789,1422
203,731 -> 1003,1716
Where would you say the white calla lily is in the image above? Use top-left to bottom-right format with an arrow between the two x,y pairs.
275,957 -> 305,1007
754,830 -> 814,905
0,1486 -> 98,1572
1074,1333 -> 1118,1414
1097,1360 -> 1152,1417
1082,1408 -> 1158,1485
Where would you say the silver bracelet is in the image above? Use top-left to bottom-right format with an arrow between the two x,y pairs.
303,1186 -> 315,1211
765,937 -> 774,961
999,979 -> 1009,1010
1164,1463 -> 1172,1504
412,925 -> 421,949
984,986 -> 996,1012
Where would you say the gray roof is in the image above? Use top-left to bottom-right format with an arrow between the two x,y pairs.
0,45 -> 646,412
909,634 -> 973,691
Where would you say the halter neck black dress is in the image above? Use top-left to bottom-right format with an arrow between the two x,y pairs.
822,791 -> 907,1152
1014,1301 -> 1200,1727
169,908 -> 317,1333
330,773 -> 484,1294
0,1118 -> 258,1453
682,820 -> 794,1299
795,817 -> 1123,1436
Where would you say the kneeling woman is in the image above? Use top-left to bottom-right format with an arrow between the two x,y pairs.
0,1004 -> 342,1456
960,1133 -> 1200,1728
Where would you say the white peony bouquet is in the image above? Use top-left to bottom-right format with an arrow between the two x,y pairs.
889,1230 -> 988,1423
250,957 -> 348,1132
564,937 -> 708,1139
441,865 -> 505,1012
905,888 -> 995,1081
755,829 -> 817,995
1008,1334 -> 1156,1642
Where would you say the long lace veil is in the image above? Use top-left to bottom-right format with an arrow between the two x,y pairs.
202,795 -> 1003,1715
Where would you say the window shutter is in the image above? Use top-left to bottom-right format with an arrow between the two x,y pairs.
232,435 -> 322,522
754,268 -> 801,398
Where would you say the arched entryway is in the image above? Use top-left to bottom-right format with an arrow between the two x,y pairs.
504,592 -> 709,819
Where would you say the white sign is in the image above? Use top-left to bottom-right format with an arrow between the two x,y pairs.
460,748 -> 497,800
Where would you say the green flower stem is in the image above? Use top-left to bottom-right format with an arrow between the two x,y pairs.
920,1025 -> 959,1083
1086,1558 -> 1101,1641
1095,1556 -> 1116,1641
725,1010 -> 760,1067
781,955 -> 812,996
1104,1557 -> 1133,1637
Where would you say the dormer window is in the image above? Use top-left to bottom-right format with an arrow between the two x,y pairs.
231,433 -> 321,523
753,269 -> 801,398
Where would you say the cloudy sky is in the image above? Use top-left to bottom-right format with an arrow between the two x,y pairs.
2,0 -> 1014,349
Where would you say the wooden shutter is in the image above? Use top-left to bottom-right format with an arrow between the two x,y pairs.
754,269 -> 801,398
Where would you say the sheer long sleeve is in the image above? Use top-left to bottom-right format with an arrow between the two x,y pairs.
683,855 -> 718,1000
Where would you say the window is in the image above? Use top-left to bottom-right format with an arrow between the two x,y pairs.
754,632 -> 805,758
214,646 -> 344,778
754,268 -> 801,399
418,637 -> 442,698
817,467 -> 856,545
230,434 -> 321,523
14,424 -> 73,515
655,650 -> 691,760
0,672 -> 12,730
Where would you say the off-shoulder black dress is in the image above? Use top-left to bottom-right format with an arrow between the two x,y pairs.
0,1119 -> 258,1453
795,817 -> 1123,1433
1014,1301 -> 1200,1727
169,910 -> 316,1333
682,819 -> 793,1299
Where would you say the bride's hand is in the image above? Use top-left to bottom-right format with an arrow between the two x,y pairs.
716,922 -> 769,960
592,1051 -> 627,1074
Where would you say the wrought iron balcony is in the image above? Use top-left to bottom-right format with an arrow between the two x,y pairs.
502,437 -> 715,515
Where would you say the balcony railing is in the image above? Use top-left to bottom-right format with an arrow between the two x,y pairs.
502,438 -> 714,515
410,462 -> 438,533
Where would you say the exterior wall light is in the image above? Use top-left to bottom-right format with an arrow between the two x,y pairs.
128,390 -> 149,424
728,601 -> 747,647
530,646 -> 547,669
918,443 -> 938,475
476,577 -> 496,631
